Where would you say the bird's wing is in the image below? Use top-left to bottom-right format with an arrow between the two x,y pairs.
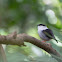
42,29 -> 55,39
42,29 -> 58,43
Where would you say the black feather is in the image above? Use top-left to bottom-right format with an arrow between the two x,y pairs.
37,24 -> 46,26
42,29 -> 58,43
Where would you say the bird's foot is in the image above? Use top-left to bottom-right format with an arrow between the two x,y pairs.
46,43 -> 52,47
42,41 -> 51,46
42,41 -> 46,42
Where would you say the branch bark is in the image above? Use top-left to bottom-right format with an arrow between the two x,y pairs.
0,32 -> 62,62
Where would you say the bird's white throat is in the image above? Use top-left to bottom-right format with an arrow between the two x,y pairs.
38,26 -> 48,31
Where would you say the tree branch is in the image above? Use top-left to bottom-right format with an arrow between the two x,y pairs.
0,32 -> 62,62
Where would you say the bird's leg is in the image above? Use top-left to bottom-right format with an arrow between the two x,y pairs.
42,41 -> 46,42
42,40 -> 51,46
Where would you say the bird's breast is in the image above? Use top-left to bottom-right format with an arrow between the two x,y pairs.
38,30 -> 50,41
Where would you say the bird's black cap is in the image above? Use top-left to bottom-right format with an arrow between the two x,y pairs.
37,24 -> 46,26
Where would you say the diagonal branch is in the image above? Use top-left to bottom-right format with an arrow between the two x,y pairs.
0,32 -> 62,62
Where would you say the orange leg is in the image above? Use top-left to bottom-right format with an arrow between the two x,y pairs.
42,41 -> 46,42
42,40 -> 51,46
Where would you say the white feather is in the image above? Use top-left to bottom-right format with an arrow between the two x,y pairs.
38,26 -> 48,31
38,26 -> 49,41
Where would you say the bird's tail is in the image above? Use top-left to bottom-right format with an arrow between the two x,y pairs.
54,38 -> 58,43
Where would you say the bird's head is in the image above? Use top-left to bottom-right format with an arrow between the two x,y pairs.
37,24 -> 48,30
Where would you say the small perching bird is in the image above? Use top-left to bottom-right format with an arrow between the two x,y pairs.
37,24 -> 58,43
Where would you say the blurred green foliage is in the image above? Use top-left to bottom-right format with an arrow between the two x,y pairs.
0,0 -> 62,62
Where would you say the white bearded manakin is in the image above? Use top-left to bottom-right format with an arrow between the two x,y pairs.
37,24 -> 58,43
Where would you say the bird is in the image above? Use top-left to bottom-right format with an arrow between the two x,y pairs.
37,24 -> 58,43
